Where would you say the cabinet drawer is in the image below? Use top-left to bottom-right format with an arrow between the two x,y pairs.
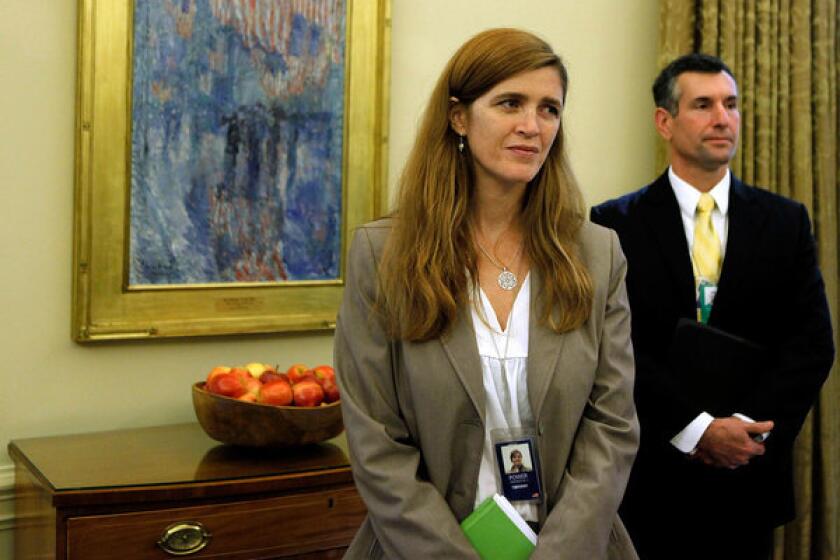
66,486 -> 366,559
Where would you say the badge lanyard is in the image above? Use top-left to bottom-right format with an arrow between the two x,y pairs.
691,258 -> 717,324
485,299 -> 542,504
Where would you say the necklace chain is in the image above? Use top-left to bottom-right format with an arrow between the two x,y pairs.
474,234 -> 524,291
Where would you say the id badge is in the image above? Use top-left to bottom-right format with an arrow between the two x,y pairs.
491,428 -> 542,503
696,279 -> 717,324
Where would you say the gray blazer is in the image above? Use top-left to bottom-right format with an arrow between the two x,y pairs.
335,218 -> 639,559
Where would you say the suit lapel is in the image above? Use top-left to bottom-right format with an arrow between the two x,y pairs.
440,304 -> 486,425
640,172 -> 696,317
709,177 -> 766,323
527,269 -> 568,422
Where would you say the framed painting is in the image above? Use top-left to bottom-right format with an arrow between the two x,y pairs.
72,0 -> 390,341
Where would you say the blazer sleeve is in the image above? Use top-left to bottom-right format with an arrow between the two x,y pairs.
334,227 -> 480,559
532,230 -> 640,559
741,204 -> 834,452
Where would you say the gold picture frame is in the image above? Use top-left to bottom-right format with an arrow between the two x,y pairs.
72,0 -> 390,342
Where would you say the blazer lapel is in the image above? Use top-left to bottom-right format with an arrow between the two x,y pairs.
640,172 -> 696,317
527,269 -> 568,422
709,177 -> 766,323
441,276 -> 566,428
440,304 -> 486,425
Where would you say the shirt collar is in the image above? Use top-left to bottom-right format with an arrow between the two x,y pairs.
669,166 -> 730,217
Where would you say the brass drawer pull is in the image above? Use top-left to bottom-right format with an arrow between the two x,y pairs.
157,521 -> 212,556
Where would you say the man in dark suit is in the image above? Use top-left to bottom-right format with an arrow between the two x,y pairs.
591,53 -> 834,559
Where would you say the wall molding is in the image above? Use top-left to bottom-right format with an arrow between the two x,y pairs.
0,464 -> 15,532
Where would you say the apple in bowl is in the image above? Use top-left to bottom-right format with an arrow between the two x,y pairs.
194,362 -> 342,447
258,379 -> 294,406
292,379 -> 325,407
202,362 -> 340,407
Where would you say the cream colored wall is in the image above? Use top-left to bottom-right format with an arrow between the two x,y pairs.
0,0 -> 657,554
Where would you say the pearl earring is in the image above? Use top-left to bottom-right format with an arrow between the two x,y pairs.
458,135 -> 465,153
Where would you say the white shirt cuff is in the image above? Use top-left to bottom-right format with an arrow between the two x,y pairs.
670,412 -> 714,453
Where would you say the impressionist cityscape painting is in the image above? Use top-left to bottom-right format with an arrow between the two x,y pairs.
129,0 -> 346,285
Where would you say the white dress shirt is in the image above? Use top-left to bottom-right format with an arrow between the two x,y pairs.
470,274 -> 538,522
669,166 -> 730,256
668,167 -> 728,453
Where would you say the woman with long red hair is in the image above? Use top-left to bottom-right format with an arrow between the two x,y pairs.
335,28 -> 639,559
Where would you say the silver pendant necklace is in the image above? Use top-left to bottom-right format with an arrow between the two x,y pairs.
475,236 -> 524,291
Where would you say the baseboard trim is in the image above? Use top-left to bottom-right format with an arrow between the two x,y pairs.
0,464 -> 15,532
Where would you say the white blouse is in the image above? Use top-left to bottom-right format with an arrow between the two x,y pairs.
470,274 -> 538,522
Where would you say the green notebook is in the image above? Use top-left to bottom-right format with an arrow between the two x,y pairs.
461,494 -> 537,559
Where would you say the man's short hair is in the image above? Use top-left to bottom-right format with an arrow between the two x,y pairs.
652,53 -> 736,115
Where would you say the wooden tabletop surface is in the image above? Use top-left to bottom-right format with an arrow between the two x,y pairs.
8,423 -> 353,497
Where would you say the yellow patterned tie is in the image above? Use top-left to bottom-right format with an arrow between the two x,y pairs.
693,193 -> 721,283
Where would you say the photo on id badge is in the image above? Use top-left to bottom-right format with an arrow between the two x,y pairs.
496,439 -> 541,502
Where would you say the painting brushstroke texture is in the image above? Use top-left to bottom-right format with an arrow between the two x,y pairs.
129,0 -> 346,285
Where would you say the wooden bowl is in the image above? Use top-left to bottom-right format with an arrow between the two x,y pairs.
192,382 -> 344,447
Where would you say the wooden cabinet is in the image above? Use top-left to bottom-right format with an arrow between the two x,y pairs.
9,423 -> 366,559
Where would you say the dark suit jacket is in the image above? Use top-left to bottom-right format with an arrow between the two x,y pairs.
335,218 -> 640,559
591,171 -> 834,538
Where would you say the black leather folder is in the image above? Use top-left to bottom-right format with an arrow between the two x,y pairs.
668,318 -> 766,416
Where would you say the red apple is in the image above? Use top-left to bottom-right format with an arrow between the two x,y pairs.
322,379 -> 340,403
312,365 -> 335,386
227,367 -> 260,397
230,367 -> 250,383
286,363 -> 307,375
257,380 -> 293,406
301,370 -> 319,385
293,380 -> 325,407
206,365 -> 232,385
259,371 -> 289,385
286,363 -> 312,384
231,367 -> 251,384
207,372 -> 246,398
